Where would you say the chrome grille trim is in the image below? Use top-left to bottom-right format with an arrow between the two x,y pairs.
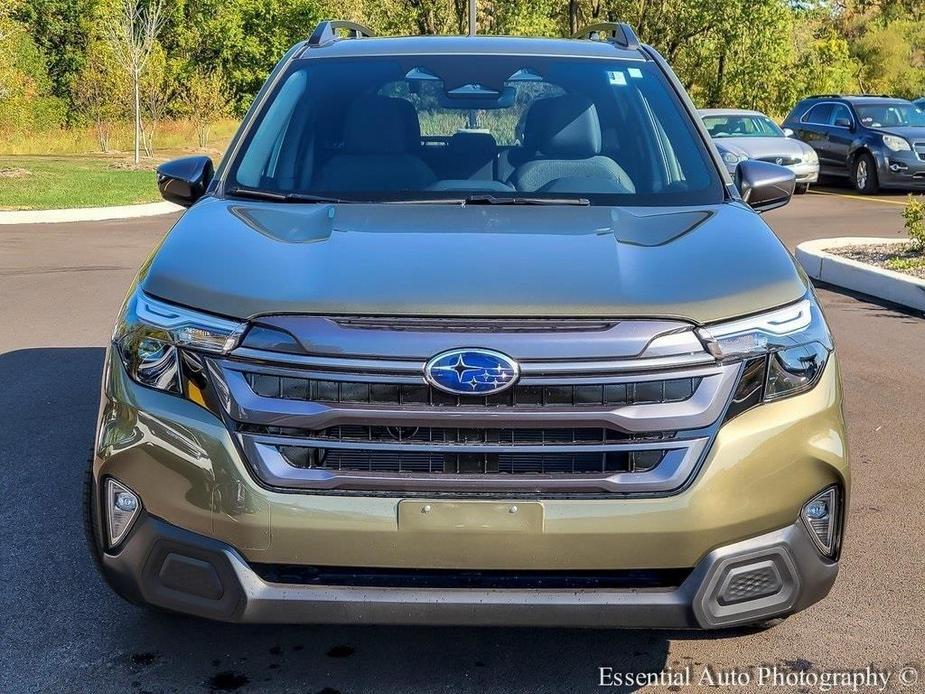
211,317 -> 733,495
244,433 -> 676,454
230,348 -> 425,374
236,315 -> 707,363
210,360 -> 738,433
227,348 -> 715,377
240,436 -> 709,493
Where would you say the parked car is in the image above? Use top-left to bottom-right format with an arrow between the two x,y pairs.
701,108 -> 819,193
783,95 -> 925,194
86,20 -> 847,630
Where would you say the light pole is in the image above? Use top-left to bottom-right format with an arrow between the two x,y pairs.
468,0 -> 476,36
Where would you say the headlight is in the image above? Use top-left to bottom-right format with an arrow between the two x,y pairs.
722,150 -> 747,165
803,147 -> 818,163
113,287 -> 246,393
698,294 -> 833,417
882,134 -> 911,152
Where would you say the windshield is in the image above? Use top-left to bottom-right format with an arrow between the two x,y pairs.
855,102 -> 925,128
226,55 -> 723,206
702,114 -> 784,138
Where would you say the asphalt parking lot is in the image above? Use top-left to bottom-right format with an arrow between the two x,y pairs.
1,185 -> 923,693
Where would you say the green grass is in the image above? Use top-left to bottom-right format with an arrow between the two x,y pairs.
0,156 -> 162,210
885,254 -> 925,273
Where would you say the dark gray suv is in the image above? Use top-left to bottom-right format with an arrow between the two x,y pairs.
783,95 -> 925,194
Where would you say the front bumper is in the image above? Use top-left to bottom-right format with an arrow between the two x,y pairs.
91,352 -> 848,627
101,513 -> 836,628
788,161 -> 819,183
875,149 -> 925,189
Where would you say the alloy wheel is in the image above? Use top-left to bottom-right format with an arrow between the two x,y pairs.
856,159 -> 868,189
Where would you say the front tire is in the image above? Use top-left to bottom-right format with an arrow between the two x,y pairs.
795,182 -> 810,195
852,152 -> 879,194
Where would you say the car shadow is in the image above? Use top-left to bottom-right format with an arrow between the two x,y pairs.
0,347 -> 765,693
813,281 -> 925,321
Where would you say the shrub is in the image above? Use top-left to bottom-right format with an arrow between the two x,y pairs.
902,195 -> 925,253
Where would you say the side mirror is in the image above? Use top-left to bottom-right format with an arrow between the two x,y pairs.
735,159 -> 795,213
833,117 -> 853,130
782,127 -> 795,138
156,156 -> 214,207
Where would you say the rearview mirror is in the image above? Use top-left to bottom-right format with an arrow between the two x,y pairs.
156,156 -> 214,207
782,127 -> 794,138
735,159 -> 795,213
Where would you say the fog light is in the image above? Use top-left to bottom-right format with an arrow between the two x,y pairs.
114,492 -> 138,512
804,499 -> 827,520
801,487 -> 840,558
106,479 -> 141,547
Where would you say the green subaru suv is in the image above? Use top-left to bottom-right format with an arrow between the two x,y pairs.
86,21 -> 848,629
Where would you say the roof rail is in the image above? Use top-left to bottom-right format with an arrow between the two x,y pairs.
308,20 -> 375,46
572,22 -> 640,50
808,93 -> 895,99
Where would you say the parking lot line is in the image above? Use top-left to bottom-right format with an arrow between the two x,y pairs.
808,190 -> 912,206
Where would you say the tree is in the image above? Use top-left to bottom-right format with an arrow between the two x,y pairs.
73,40 -> 126,151
13,0 -> 96,118
139,42 -> 174,156
0,1 -> 67,132
102,0 -> 164,164
181,70 -> 229,147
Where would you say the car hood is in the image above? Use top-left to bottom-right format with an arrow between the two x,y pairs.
872,126 -> 925,141
713,136 -> 810,159
140,198 -> 807,325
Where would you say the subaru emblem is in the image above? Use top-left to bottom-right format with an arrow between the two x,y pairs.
425,349 -> 519,396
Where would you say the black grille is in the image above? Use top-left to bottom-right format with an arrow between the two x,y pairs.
244,373 -> 699,408
757,155 -> 801,166
275,445 -> 666,475
313,425 -> 656,444
251,564 -> 692,589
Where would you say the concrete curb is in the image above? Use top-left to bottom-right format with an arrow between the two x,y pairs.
795,237 -> 925,313
0,201 -> 182,225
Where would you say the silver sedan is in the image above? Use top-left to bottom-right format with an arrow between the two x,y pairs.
701,108 -> 820,193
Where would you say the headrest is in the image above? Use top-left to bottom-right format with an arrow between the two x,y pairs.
343,95 -> 421,154
447,131 -> 498,156
527,95 -> 603,158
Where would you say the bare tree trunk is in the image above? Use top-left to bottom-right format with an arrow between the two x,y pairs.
568,0 -> 578,35
134,69 -> 140,164
104,0 -> 164,165
709,51 -> 726,108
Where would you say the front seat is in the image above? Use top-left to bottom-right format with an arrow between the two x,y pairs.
510,95 -> 634,193
318,95 -> 436,192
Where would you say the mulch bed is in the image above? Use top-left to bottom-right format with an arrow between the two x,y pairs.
830,242 -> 925,281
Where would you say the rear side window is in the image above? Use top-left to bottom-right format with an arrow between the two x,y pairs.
802,103 -> 833,125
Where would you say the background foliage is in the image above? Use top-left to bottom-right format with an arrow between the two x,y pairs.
1,0 -> 924,150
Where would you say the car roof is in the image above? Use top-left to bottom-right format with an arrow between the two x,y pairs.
699,108 -> 767,117
804,95 -> 910,104
296,35 -> 647,62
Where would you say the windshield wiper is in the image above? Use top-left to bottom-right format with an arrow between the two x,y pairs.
463,194 -> 590,206
226,187 -> 589,206
384,194 -> 590,206
225,186 -> 348,204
